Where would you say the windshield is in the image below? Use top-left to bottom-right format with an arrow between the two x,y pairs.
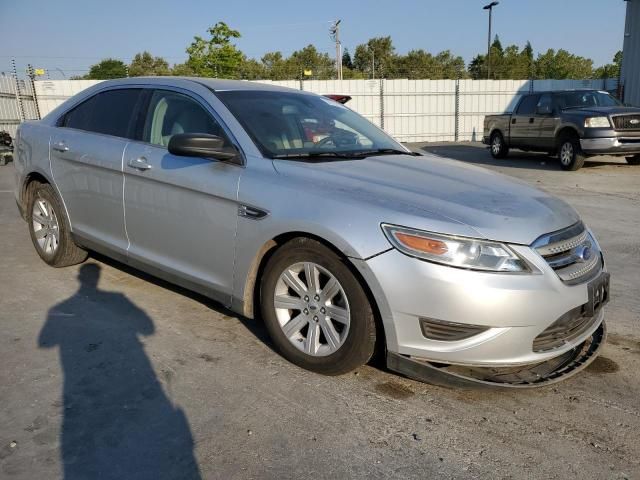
215,90 -> 405,159
555,91 -> 622,110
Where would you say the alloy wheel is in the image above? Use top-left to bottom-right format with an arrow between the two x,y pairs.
560,141 -> 574,166
274,262 -> 350,357
32,197 -> 60,255
491,135 -> 501,155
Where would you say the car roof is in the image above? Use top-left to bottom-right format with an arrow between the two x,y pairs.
95,76 -> 303,93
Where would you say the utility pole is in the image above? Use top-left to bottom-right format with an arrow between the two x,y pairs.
483,2 -> 499,79
330,19 -> 342,80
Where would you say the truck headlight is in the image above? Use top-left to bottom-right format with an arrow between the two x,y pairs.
584,117 -> 611,128
381,224 -> 536,273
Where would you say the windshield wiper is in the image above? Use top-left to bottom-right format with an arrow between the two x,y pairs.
271,151 -> 363,160
346,148 -> 421,158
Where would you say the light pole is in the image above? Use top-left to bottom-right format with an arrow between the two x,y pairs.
483,1 -> 499,79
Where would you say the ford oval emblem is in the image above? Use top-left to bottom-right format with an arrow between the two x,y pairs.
630,119 -> 640,125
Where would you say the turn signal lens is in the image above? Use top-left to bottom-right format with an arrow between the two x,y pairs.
381,224 -> 535,273
394,233 -> 448,255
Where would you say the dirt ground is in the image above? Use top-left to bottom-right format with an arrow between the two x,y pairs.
0,144 -> 638,479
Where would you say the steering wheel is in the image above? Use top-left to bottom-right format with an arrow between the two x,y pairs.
315,136 -> 336,148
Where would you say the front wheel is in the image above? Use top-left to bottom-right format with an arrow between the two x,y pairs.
260,238 -> 377,375
626,155 -> 640,165
490,131 -> 509,159
558,135 -> 586,171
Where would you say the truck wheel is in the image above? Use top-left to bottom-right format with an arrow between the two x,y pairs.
558,134 -> 585,171
259,237 -> 377,376
490,131 -> 509,159
626,155 -> 640,165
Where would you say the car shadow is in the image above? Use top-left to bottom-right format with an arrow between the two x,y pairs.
38,263 -> 202,480
415,143 -> 625,171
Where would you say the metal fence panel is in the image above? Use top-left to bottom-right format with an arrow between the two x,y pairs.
27,77 -> 618,144
0,75 -> 39,137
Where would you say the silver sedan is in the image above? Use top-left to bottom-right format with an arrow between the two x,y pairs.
13,78 -> 609,387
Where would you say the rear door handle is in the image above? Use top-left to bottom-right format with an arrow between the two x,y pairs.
529,117 -> 535,124
52,141 -> 69,152
511,118 -> 516,124
128,156 -> 152,171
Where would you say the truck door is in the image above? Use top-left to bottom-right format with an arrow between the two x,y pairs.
509,94 -> 539,148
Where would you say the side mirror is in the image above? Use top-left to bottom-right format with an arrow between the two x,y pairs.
168,133 -> 238,161
536,104 -> 553,115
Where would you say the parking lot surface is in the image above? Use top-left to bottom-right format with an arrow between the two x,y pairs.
1,143 -> 639,479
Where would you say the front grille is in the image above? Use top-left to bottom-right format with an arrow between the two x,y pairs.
612,114 -> 640,131
533,222 -> 602,285
533,305 -> 601,352
419,318 -> 489,341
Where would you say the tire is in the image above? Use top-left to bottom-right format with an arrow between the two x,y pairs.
626,155 -> 640,165
259,237 -> 377,375
26,182 -> 88,267
558,134 -> 585,171
489,131 -> 509,159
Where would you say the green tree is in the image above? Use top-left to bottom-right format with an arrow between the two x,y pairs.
353,36 -> 395,78
171,62 -> 196,76
286,44 -> 334,79
260,51 -> 289,80
128,51 -> 170,77
534,49 -> 593,79
85,58 -> 128,79
342,48 -> 354,70
186,22 -> 243,78
238,57 -> 266,80
593,50 -> 622,79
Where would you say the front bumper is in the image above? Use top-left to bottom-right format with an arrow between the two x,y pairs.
580,136 -> 640,156
359,246 -> 606,369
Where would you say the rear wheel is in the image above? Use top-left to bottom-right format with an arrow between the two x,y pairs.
626,155 -> 640,165
27,182 -> 88,267
260,238 -> 376,375
490,131 -> 509,159
558,134 -> 585,171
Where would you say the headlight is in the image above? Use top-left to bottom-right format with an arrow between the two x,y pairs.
584,117 -> 610,128
381,224 -> 533,273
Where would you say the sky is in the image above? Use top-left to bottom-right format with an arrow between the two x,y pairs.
0,0 -> 627,79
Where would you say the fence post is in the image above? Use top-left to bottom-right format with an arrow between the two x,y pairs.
11,58 -> 25,122
379,78 -> 384,130
454,78 -> 460,142
27,64 -> 42,120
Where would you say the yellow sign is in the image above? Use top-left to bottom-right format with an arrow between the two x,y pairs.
303,69 -> 313,76
34,68 -> 45,76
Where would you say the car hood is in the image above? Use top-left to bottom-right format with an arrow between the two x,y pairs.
273,153 -> 580,245
564,106 -> 640,116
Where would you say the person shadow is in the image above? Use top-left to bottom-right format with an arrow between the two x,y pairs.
38,264 -> 201,480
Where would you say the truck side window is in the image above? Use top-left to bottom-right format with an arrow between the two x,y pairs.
516,95 -> 540,115
536,94 -> 553,113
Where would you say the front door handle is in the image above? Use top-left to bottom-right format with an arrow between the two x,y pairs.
52,141 -> 69,152
511,118 -> 516,124
529,117 -> 535,124
128,156 -> 152,171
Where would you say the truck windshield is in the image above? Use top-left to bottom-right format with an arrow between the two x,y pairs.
555,91 -> 622,110
215,90 -> 406,160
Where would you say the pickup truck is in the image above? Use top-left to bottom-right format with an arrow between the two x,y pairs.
483,89 -> 640,170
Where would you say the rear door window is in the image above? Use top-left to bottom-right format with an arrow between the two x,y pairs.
63,88 -> 142,139
516,95 -> 540,115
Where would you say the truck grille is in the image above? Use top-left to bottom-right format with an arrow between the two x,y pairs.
532,222 -> 602,285
612,114 -> 640,131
